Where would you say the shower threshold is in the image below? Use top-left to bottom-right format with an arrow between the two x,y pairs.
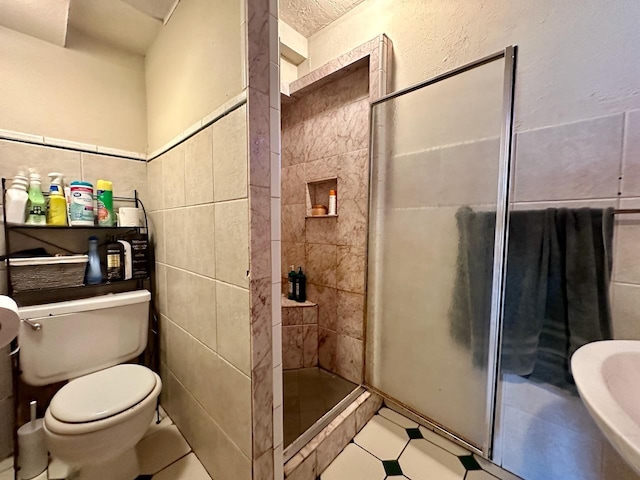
283,367 -> 360,456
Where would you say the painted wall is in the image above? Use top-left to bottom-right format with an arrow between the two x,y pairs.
0,142 -> 147,459
145,0 -> 244,152
0,26 -> 147,153
302,1 -> 640,479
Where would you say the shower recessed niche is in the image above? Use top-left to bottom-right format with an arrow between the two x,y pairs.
306,177 -> 338,218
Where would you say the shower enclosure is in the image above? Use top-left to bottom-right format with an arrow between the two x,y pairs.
365,47 -> 516,456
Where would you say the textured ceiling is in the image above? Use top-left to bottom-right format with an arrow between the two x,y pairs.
280,0 -> 366,37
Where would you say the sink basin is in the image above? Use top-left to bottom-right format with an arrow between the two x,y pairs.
572,340 -> 640,474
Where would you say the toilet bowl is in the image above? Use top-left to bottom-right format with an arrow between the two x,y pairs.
43,364 -> 162,478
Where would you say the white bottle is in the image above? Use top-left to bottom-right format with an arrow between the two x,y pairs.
328,189 -> 337,215
5,171 -> 29,224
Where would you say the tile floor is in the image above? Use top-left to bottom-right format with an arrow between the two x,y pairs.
321,407 -> 499,480
284,367 -> 357,446
0,407 -> 211,480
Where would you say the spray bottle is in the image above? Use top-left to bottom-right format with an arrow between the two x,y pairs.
26,169 -> 46,225
46,172 -> 67,226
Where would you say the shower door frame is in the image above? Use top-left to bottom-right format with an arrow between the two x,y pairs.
363,46 -> 517,458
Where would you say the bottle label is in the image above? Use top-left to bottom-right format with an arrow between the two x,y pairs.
289,280 -> 293,295
107,253 -> 121,268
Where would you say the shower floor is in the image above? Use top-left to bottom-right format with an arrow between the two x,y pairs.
284,367 -> 358,446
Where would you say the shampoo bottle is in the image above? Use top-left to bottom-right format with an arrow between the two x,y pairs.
46,172 -> 67,226
295,267 -> 306,303
5,169 -> 29,224
26,170 -> 46,225
288,265 -> 297,300
106,237 -> 124,282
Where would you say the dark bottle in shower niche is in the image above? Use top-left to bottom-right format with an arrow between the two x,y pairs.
295,266 -> 306,303
288,265 -> 297,300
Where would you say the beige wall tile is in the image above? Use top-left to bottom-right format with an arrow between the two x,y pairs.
215,199 -> 250,288
149,211 -> 165,264
315,409 -> 356,474
213,106 -> 248,202
282,122 -> 305,167
285,451 -> 316,480
154,262 -> 167,316
164,319 -> 194,391
282,242 -> 305,282
614,199 -> 640,284
282,307 -> 303,326
0,139 -> 81,193
304,113 -> 338,162
146,157 -> 164,211
307,283 -> 337,330
183,204 -> 216,278
336,198 -> 367,247
164,208 -> 186,269
184,127 -> 214,205
303,325 -> 318,367
611,283 -> 640,340
336,99 -> 369,154
163,144 -> 186,208
514,114 -> 623,202
216,281 -> 251,375
337,149 -> 368,201
82,153 -> 147,202
212,357 -> 252,458
621,110 -> 640,197
305,157 -> 337,183
303,306 -> 318,325
318,327 -> 337,372
188,335 -> 220,416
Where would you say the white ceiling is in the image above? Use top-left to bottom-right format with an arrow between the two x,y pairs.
279,0 -> 366,38
68,0 -> 163,55
0,0 -> 70,46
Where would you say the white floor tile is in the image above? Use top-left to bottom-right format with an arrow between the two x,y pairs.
378,408 -> 419,428
418,426 -> 470,456
144,405 -> 174,439
320,444 -> 386,480
354,415 -> 409,460
137,425 -> 192,474
399,439 -> 466,480
466,470 -> 499,479
0,457 -> 12,473
152,453 -> 210,480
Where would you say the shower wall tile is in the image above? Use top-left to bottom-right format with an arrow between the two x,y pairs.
514,114 -> 623,202
283,326 -> 304,369
214,199 -> 250,288
336,99 -> 369,153
283,306 -> 303,326
336,246 -> 366,293
318,327 -> 337,372
336,291 -> 365,340
303,306 -> 318,325
304,114 -> 339,162
216,281 -> 251,375
305,157 -> 338,183
184,126 -> 214,205
308,283 -> 338,330
282,164 -> 306,205
335,335 -> 363,384
305,243 -> 337,288
303,325 -> 319,367
282,205 -> 306,243
336,198 -> 367,247
282,241 -> 306,280
337,149 -> 369,201
282,123 -> 305,166
306,217 -> 337,245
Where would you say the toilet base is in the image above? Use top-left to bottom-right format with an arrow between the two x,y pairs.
76,448 -> 140,480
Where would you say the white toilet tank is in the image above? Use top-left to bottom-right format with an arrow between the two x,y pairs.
18,290 -> 151,386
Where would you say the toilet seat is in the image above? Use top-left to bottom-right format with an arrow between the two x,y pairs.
45,365 -> 161,436
50,364 -> 157,423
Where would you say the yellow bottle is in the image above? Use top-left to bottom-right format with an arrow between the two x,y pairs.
47,172 -> 68,226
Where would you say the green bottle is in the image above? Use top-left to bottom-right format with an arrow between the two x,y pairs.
26,171 -> 46,225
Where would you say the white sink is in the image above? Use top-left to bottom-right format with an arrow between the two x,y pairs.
572,340 -> 640,474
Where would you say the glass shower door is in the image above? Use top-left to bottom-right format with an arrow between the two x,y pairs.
365,48 -> 515,454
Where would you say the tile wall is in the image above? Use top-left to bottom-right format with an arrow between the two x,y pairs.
281,65 -> 370,384
282,299 -> 319,370
0,139 -> 147,460
149,105 -> 253,480
494,110 -> 640,480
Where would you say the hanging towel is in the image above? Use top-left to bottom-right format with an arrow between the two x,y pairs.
449,207 -> 614,391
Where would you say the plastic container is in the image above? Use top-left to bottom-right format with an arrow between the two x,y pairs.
288,265 -> 296,300
26,171 -> 46,225
85,236 -> 103,285
69,181 -> 95,226
17,401 -> 47,480
328,189 -> 337,215
295,267 -> 306,303
96,179 -> 114,227
5,170 -> 29,224
10,255 -> 88,292
47,172 -> 67,226
106,238 -> 124,281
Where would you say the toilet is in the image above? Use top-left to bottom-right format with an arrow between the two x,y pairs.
18,290 -> 161,480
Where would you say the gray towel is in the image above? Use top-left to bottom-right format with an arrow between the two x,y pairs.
450,207 -> 614,391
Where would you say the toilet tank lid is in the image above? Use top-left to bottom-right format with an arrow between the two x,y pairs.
49,364 -> 157,423
19,290 -> 150,319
